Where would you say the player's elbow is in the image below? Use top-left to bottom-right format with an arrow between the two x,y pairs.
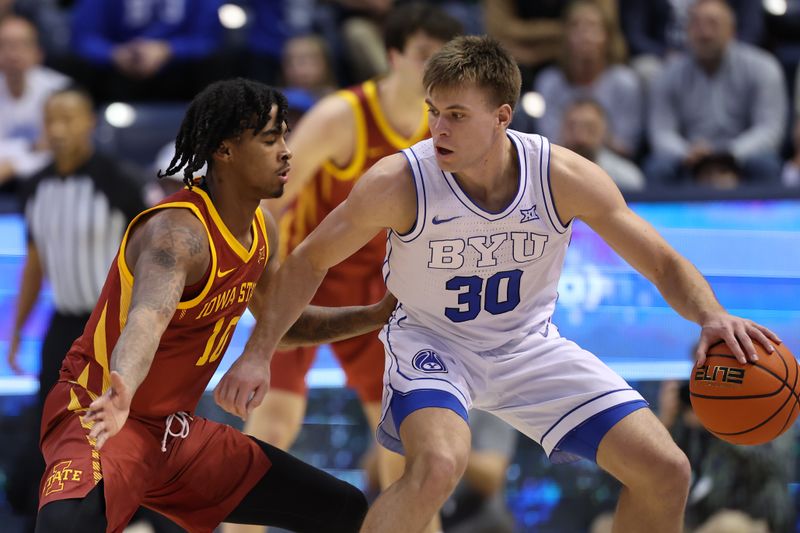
291,242 -> 329,279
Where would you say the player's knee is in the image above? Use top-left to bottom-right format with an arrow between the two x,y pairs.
409,448 -> 467,499
643,445 -> 691,498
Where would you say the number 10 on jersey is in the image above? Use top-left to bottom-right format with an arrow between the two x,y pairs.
445,269 -> 522,322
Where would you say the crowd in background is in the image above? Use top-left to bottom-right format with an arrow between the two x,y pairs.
2,0 -> 800,198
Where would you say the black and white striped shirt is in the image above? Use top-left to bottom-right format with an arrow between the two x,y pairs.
22,152 -> 146,314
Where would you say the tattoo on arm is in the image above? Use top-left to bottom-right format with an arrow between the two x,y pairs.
280,304 -> 382,348
110,212 -> 208,391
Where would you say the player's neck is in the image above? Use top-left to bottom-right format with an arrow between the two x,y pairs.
376,74 -> 426,136
203,173 -> 258,242
453,133 -> 518,209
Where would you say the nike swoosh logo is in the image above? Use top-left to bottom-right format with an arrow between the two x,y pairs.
432,215 -> 462,225
217,267 -> 236,278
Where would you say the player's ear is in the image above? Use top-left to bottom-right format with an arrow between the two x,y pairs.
212,141 -> 233,163
497,103 -> 513,129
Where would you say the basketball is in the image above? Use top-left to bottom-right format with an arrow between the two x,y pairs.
690,341 -> 800,445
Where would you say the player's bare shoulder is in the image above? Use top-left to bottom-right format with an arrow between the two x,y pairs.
294,90 -> 357,141
549,143 -> 625,224
125,207 -> 210,279
348,153 -> 417,234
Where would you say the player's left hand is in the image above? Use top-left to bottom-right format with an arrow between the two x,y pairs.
695,312 -> 781,367
83,371 -> 132,450
214,353 -> 270,420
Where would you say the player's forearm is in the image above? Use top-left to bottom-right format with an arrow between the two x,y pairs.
653,254 -> 725,325
109,309 -> 168,393
246,251 -> 328,358
279,303 -> 385,348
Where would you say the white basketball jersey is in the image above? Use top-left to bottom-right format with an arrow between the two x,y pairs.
384,130 -> 572,352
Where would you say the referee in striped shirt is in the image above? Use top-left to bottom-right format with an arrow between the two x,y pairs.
6,85 -> 145,523
10,84 -> 145,406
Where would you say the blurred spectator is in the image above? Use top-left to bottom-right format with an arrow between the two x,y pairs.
441,410 -> 517,533
560,98 -> 645,190
5,85 -> 146,531
646,0 -> 787,188
243,0 -> 298,86
70,0 -> 224,101
781,118 -> 800,187
336,0 -> 394,82
282,34 -> 337,101
0,15 -> 70,190
534,0 -> 641,157
658,378 -> 796,532
427,0 -> 484,36
621,0 -> 764,83
484,0 -> 618,87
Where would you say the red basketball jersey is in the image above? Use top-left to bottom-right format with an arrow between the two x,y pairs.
58,187 -> 268,418
279,79 -> 430,278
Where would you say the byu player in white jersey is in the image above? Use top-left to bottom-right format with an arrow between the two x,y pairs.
216,36 -> 781,533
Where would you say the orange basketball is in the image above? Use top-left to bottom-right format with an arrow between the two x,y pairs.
689,341 -> 799,445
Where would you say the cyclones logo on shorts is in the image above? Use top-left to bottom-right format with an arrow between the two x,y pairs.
412,349 -> 447,373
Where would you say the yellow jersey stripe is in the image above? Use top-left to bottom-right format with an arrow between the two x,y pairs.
93,303 -> 111,393
254,207 -> 269,261
118,270 -> 132,330
67,388 -> 84,412
76,364 -> 90,389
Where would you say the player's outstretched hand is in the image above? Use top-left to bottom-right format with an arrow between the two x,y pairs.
83,371 -> 132,450
214,354 -> 270,421
695,312 -> 782,367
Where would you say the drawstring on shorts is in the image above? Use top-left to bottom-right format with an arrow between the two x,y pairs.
161,411 -> 192,452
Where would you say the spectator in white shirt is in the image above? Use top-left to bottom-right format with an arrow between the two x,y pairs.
0,15 -> 70,188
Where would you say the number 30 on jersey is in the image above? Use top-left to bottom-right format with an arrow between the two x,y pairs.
445,270 -> 522,322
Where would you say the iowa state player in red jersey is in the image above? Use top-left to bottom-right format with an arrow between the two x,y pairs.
235,11 -> 461,532
35,79 -> 396,533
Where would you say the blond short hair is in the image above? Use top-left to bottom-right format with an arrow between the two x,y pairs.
423,35 -> 521,110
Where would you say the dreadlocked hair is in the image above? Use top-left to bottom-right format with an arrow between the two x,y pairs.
158,78 -> 289,189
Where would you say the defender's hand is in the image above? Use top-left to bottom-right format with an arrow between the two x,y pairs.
84,371 -> 132,450
695,313 -> 781,367
214,354 -> 270,420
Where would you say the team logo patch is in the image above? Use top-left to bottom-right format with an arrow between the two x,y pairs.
412,349 -> 447,373
520,205 -> 539,223
43,460 -> 83,496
